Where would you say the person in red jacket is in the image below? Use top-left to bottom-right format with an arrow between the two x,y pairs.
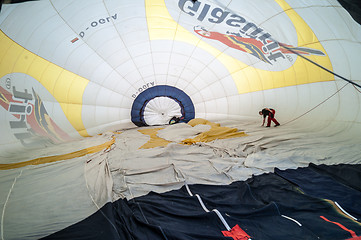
259,108 -> 280,127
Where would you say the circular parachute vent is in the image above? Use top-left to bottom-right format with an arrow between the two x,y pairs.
131,85 -> 195,127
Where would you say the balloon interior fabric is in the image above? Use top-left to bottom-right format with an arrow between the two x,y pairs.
0,0 -> 361,239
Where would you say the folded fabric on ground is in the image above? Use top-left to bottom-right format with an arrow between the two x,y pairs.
43,163 -> 361,240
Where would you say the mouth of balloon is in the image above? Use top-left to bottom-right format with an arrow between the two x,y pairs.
131,85 -> 195,127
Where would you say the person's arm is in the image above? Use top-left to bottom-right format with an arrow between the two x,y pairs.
261,117 -> 265,126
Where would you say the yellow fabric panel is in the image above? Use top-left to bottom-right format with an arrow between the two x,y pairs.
137,120 -> 248,148
13,50 -> 35,73
138,128 -> 172,149
187,118 -> 220,128
42,63 -> 62,96
0,137 -> 115,170
182,126 -> 248,145
146,0 -> 178,40
182,118 -> 248,145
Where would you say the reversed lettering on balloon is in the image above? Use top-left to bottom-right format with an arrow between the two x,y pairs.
178,0 -> 325,64
78,13 -> 118,39
178,0 -> 271,40
132,82 -> 155,98
0,78 -> 72,147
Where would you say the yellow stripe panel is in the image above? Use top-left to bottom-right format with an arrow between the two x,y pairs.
146,0 -> 334,94
182,118 -> 248,144
138,128 -> 172,149
0,30 -> 89,137
146,0 -> 222,59
137,119 -> 247,148
0,137 -> 115,170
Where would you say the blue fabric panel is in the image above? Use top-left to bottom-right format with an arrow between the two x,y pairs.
275,164 -> 361,221
43,164 -> 361,240
131,85 -> 195,126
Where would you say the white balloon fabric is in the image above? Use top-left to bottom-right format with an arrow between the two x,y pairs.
0,0 -> 360,155
143,96 -> 183,125
0,0 -> 361,239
